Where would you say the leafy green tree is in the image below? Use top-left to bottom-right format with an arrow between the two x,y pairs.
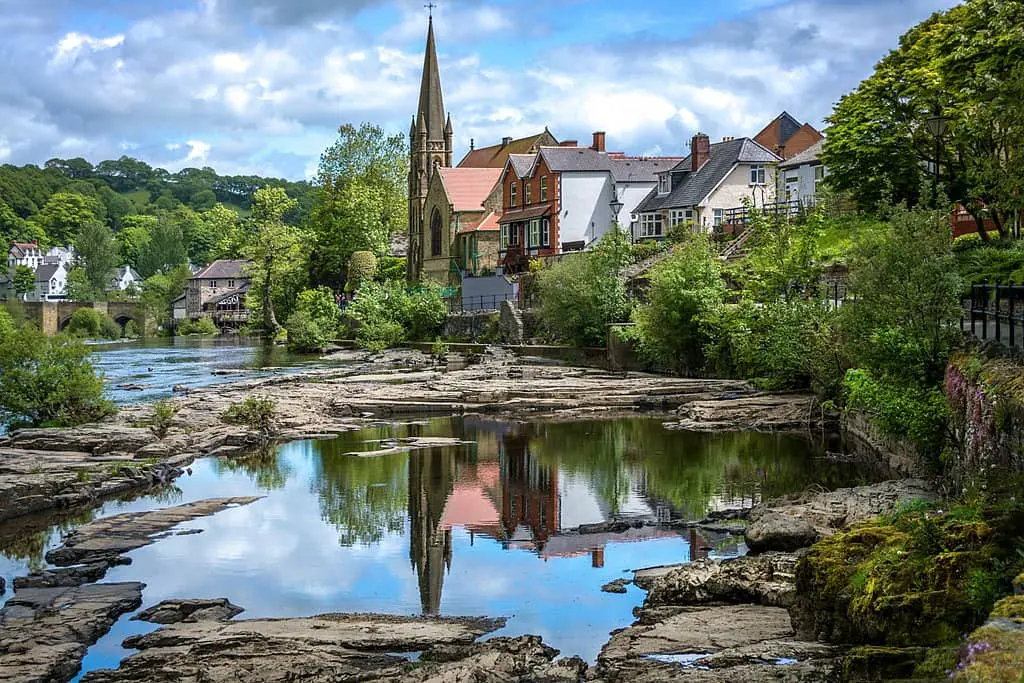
65,308 -> 121,340
536,229 -> 632,347
116,216 -> 156,270
13,265 -> 35,300
140,264 -> 192,332
195,204 -> 239,264
346,251 -> 378,292
33,192 -> 104,247
74,220 -> 119,294
286,287 -> 343,352
136,212 -> 188,277
66,267 -> 97,302
245,187 -> 300,335
309,123 -> 408,289
0,325 -> 114,428
632,236 -> 726,375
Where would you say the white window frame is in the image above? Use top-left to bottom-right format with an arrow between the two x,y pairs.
639,213 -> 663,238
749,164 -> 766,186
713,208 -> 724,227
669,209 -> 694,227
814,165 -> 825,187
528,219 -> 541,247
525,182 -> 532,205
509,182 -> 517,207
540,176 -> 548,202
658,175 -> 670,195
541,218 -> 550,247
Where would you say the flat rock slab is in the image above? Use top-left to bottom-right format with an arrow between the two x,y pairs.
345,436 -> 476,458
597,605 -> 839,682
44,497 -> 262,567
666,394 -> 819,432
82,612 -> 509,683
133,598 -> 244,624
0,582 -> 144,683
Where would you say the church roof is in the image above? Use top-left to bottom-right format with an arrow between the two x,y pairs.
416,17 -> 446,142
437,167 -> 502,212
458,131 -> 558,169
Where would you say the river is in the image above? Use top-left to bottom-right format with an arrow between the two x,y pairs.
0,415 -> 880,679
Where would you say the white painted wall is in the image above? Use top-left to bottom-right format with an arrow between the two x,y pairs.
782,162 -> 825,204
617,182 -> 657,238
699,163 -> 780,231
559,171 -> 614,247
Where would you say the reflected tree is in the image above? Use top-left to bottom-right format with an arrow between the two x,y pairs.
215,446 -> 292,491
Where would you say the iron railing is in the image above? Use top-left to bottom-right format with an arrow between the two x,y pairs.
961,282 -> 1024,349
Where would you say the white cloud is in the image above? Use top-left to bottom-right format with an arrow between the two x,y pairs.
51,31 -> 124,66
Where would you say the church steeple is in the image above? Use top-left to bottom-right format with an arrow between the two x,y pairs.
417,16 -> 446,143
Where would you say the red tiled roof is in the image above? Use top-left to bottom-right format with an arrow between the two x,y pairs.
459,210 -> 501,234
458,131 -> 557,169
438,167 -> 502,212
12,242 -> 39,249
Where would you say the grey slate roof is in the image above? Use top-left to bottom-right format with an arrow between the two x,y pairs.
507,154 -> 536,178
610,157 -> 682,182
777,112 -> 803,147
538,146 -> 612,173
190,260 -> 252,281
637,138 -> 780,212
780,139 -> 824,169
35,263 -> 61,283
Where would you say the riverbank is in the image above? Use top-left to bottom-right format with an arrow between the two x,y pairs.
1,347 -> 801,525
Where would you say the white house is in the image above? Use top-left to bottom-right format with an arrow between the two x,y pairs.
634,133 -> 783,239
44,246 -> 77,268
110,266 -> 141,293
30,262 -> 68,302
779,140 -> 826,205
8,242 -> 43,270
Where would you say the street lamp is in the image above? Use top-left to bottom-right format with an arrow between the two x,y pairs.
610,193 -> 625,240
925,108 -> 950,207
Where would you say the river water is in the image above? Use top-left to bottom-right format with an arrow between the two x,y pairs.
0,414 -> 878,678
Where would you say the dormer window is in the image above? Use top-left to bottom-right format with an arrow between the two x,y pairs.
658,175 -> 671,195
749,164 -> 766,185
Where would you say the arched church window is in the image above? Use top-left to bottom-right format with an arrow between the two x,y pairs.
431,209 -> 443,257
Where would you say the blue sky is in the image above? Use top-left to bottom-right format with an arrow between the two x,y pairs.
0,0 -> 958,180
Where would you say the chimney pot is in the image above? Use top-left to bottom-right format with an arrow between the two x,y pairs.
502,136 -> 512,146
470,138 -> 475,151
592,131 -> 606,153
691,132 -> 711,172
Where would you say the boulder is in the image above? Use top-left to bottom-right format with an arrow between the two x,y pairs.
602,579 -> 631,594
744,512 -> 819,553
133,598 -> 245,624
644,553 -> 799,608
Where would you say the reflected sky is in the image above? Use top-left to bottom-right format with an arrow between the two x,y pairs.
0,417 -> 877,677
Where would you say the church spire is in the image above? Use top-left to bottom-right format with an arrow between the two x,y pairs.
417,15 -> 446,143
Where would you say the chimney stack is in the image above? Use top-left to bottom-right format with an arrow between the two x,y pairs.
691,132 -> 711,172
559,140 -> 579,147
502,136 -> 513,146
592,131 -> 606,153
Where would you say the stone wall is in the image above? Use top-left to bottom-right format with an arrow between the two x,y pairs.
841,411 -> 931,478
442,312 -> 497,342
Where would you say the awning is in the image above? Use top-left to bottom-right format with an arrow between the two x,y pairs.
497,205 -> 551,224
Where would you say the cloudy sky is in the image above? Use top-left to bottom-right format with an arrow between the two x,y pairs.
0,0 -> 958,180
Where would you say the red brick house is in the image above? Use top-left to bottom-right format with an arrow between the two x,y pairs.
754,111 -> 823,160
497,151 -> 561,273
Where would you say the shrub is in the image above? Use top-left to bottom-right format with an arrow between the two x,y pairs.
65,308 -> 122,340
0,308 -> 14,340
124,320 -> 142,338
632,235 -> 726,375
843,368 -> 949,454
343,281 -> 447,350
431,339 -> 449,358
0,325 -> 114,428
286,287 -> 341,352
149,400 -> 177,438
221,396 -> 277,438
177,317 -> 219,336
537,230 -> 632,347
954,243 -> 1024,288
630,240 -> 666,264
347,251 -> 378,292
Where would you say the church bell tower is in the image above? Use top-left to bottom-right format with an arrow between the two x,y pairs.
408,14 -> 453,283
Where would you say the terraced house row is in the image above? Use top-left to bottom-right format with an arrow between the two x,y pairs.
406,17 -> 827,285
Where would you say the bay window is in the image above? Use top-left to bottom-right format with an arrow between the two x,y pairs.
639,213 -> 663,238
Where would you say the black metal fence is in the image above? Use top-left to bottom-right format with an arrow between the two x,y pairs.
961,282 -> 1024,349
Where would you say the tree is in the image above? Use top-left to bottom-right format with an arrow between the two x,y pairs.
66,268 -> 96,302
75,220 -> 119,295
13,265 -> 35,300
116,215 -> 156,270
309,123 -> 408,289
136,212 -> 188,277
139,263 -> 192,332
244,187 -> 300,335
33,192 -> 104,247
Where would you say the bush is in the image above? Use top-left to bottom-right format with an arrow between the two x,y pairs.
221,396 -> 276,438
630,240 -> 667,264
431,339 -> 449,358
0,308 -> 14,340
537,229 -> 632,347
65,308 -> 122,340
177,317 -> 219,336
124,320 -> 142,338
954,243 -> 1024,287
843,369 -> 949,453
0,325 -> 114,428
346,251 -> 378,292
286,287 -> 341,352
343,281 -> 447,350
149,400 -> 177,438
632,236 -> 725,375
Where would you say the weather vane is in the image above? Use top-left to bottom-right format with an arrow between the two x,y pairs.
425,3 -> 436,18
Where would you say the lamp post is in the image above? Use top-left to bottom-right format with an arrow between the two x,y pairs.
925,108 -> 950,207
609,193 -> 625,240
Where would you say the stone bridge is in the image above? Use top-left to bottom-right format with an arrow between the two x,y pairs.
21,301 -> 144,337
